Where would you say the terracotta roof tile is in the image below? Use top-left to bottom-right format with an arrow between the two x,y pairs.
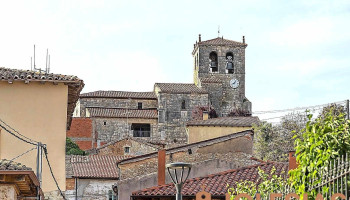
80,91 -> 156,99
199,37 -> 246,47
155,83 -> 207,94
87,107 -> 158,119
71,155 -> 132,178
0,67 -> 84,130
132,162 -> 288,197
0,159 -> 32,171
187,116 -> 260,127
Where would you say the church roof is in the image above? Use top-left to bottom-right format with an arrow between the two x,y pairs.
187,116 -> 260,127
199,37 -> 247,47
80,90 -> 157,99
154,83 -> 207,94
86,107 -> 158,119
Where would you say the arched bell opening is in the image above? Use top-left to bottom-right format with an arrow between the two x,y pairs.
209,52 -> 218,72
226,52 -> 234,74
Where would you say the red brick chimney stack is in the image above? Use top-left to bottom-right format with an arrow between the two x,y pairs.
158,149 -> 166,185
288,151 -> 298,170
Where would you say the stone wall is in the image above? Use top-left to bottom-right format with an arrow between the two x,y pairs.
96,138 -> 158,156
92,118 -> 159,145
119,135 -> 253,179
157,93 -> 209,143
65,179 -> 116,200
117,152 -> 260,200
195,44 -> 250,116
79,98 -> 158,117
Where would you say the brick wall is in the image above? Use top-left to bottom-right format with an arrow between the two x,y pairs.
67,118 -> 94,150
66,178 -> 75,190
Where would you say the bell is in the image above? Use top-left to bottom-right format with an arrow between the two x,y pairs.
226,62 -> 233,70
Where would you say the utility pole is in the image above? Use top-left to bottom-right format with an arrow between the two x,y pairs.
346,99 -> 349,120
36,142 -> 42,200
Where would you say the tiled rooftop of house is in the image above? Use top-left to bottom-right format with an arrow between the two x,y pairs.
0,67 -> 84,129
155,83 -> 207,94
71,155 -> 132,179
187,116 -> 260,127
87,107 -> 158,119
132,162 -> 288,197
198,37 -> 247,47
80,90 -> 157,99
0,67 -> 81,83
0,159 -> 32,171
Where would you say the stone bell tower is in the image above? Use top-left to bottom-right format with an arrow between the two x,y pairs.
192,34 -> 252,116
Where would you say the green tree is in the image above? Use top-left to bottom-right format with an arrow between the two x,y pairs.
66,137 -> 85,155
253,112 -> 307,162
289,108 -> 350,198
228,167 -> 288,200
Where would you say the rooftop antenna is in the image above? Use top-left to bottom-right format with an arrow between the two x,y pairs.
32,45 -> 51,74
34,45 -> 36,70
48,54 -> 50,74
218,26 -> 220,37
45,49 -> 48,74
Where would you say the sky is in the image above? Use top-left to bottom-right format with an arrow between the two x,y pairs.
0,0 -> 349,116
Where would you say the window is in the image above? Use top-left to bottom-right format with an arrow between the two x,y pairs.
108,190 -> 117,200
131,124 -> 151,137
124,146 -> 130,154
209,52 -> 218,72
137,102 -> 142,109
103,121 -> 107,126
226,52 -> 234,74
181,100 -> 186,110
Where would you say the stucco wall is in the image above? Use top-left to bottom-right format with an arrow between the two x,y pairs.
0,185 -> 17,200
187,126 -> 252,143
0,81 -> 67,192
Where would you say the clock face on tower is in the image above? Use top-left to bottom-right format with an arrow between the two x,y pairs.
230,79 -> 239,89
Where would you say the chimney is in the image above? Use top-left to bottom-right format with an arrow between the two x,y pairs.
199,34 -> 201,42
158,149 -> 166,185
288,151 -> 298,170
203,111 -> 209,120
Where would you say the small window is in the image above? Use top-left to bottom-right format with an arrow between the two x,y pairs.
124,147 -> 130,154
137,102 -> 142,109
103,121 -> 107,126
181,100 -> 186,110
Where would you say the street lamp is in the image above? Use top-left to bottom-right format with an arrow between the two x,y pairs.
166,162 -> 192,200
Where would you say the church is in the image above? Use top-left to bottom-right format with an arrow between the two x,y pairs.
72,34 -> 252,147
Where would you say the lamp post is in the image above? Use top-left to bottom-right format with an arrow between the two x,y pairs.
166,162 -> 192,200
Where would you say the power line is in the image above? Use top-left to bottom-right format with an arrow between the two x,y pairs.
43,146 -> 67,200
0,117 -> 39,144
0,123 -> 37,146
253,100 -> 346,114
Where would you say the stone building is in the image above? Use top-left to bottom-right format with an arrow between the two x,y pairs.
73,35 -> 252,146
115,130 -> 258,200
